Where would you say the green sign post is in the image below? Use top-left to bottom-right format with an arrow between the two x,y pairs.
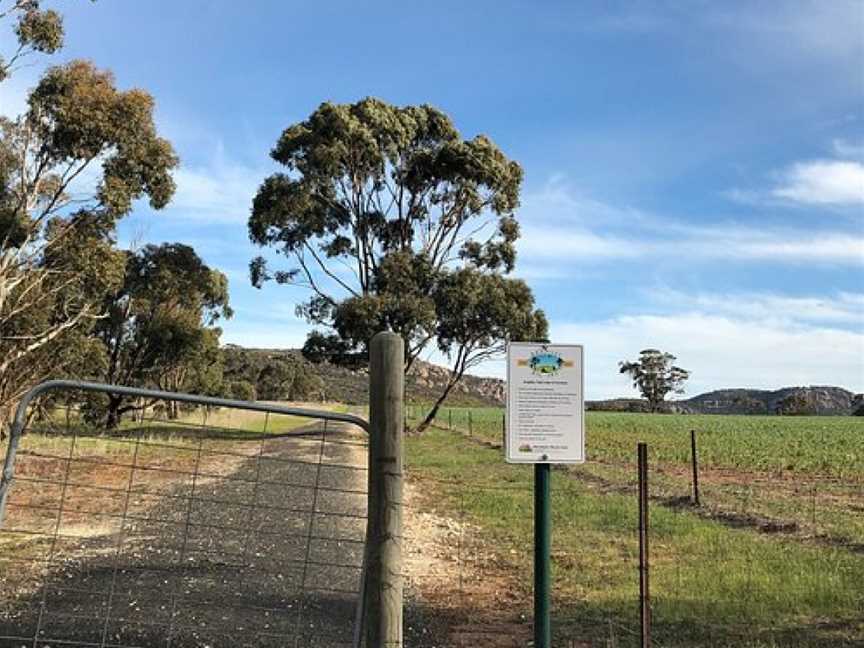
506,342 -> 585,648
534,462 -> 552,647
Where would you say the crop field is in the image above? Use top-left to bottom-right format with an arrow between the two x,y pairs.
405,406 -> 864,646
411,406 -> 863,479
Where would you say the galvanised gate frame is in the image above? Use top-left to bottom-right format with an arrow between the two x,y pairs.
0,379 -> 373,648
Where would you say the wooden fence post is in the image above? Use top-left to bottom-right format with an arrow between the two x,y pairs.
638,442 -> 651,648
366,332 -> 404,647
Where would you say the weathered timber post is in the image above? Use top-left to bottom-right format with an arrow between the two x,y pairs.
638,442 -> 651,648
366,332 -> 404,647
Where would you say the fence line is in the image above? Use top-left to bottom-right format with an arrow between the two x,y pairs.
0,386 -> 371,648
402,403 -> 863,647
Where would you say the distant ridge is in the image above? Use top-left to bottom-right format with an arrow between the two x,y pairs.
589,386 -> 861,416
225,346 -> 861,415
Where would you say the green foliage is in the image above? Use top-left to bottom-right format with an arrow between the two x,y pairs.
14,6 -> 63,55
301,330 -> 364,367
0,1 -> 75,82
27,60 -> 177,217
93,243 -> 231,426
248,98 -> 545,426
256,358 -> 293,400
619,348 -> 690,413
0,60 -> 176,430
288,369 -> 324,401
226,379 -> 256,402
223,347 -> 326,403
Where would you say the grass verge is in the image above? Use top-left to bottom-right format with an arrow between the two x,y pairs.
406,428 -> 864,647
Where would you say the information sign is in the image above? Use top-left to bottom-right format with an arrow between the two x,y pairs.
506,342 -> 584,464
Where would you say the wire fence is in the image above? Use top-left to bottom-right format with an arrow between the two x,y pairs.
2,393 -> 861,647
403,404 -> 864,647
0,392 -> 369,648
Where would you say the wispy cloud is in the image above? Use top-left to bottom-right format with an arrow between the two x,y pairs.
833,138 -> 864,161
170,160 -> 267,223
552,311 -> 864,399
770,160 -> 864,206
650,288 -> 864,329
727,137 -> 864,209
516,182 -> 864,268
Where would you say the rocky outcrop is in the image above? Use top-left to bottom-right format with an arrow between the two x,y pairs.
229,346 -> 859,414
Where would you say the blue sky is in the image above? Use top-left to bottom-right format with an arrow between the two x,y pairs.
2,0 -> 862,398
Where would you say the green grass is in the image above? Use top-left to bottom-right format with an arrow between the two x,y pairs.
410,406 -> 864,550
406,429 -> 864,647
410,406 -> 863,480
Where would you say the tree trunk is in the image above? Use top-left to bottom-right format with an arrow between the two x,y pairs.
414,378 -> 460,434
105,395 -> 123,430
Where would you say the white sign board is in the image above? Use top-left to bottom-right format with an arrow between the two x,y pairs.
506,342 -> 584,464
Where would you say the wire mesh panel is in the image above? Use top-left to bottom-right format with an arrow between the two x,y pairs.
0,388 -> 369,648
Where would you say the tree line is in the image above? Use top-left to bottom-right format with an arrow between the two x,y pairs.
0,1 -> 551,435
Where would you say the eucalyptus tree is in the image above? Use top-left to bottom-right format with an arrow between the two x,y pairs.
0,60 -> 177,433
619,349 -> 690,413
248,98 -> 547,431
0,0 -> 65,82
93,243 -> 231,427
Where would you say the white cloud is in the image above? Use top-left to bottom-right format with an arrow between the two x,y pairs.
552,312 -> 864,400
518,227 -> 643,260
706,0 -> 864,71
833,138 -> 864,161
770,160 -> 864,206
170,159 -> 267,223
651,289 -> 864,328
517,221 -> 864,267
518,179 -> 863,269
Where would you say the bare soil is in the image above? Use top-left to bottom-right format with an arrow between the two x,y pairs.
0,422 -> 368,647
402,477 -> 531,648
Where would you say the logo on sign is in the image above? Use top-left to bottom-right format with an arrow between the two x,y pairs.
529,350 -> 565,375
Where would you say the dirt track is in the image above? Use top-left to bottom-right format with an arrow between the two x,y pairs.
0,422 -> 369,648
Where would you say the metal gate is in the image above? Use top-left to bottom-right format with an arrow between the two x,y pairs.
0,379 -> 371,648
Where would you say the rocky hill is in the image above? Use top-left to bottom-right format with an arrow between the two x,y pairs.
589,386 -> 861,416
227,346 -> 504,406
228,346 -> 860,415
682,386 -> 858,416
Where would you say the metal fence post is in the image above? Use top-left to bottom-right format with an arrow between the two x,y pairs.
365,332 -> 404,647
534,462 -> 552,647
690,430 -> 700,506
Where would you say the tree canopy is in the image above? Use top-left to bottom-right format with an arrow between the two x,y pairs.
0,60 -> 178,430
619,349 -> 690,413
248,98 -> 546,430
0,0 -> 66,82
92,243 -> 231,427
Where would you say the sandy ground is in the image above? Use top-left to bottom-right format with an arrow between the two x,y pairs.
402,479 -> 532,648
0,422 -> 368,648
0,419 -> 537,648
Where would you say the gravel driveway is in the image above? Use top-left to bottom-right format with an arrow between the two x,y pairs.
0,420 -> 369,648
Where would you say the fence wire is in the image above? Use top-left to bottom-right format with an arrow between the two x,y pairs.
402,404 -> 864,648
0,393 -> 369,648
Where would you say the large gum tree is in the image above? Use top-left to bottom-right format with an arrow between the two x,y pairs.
248,98 -> 547,431
0,60 -> 178,434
